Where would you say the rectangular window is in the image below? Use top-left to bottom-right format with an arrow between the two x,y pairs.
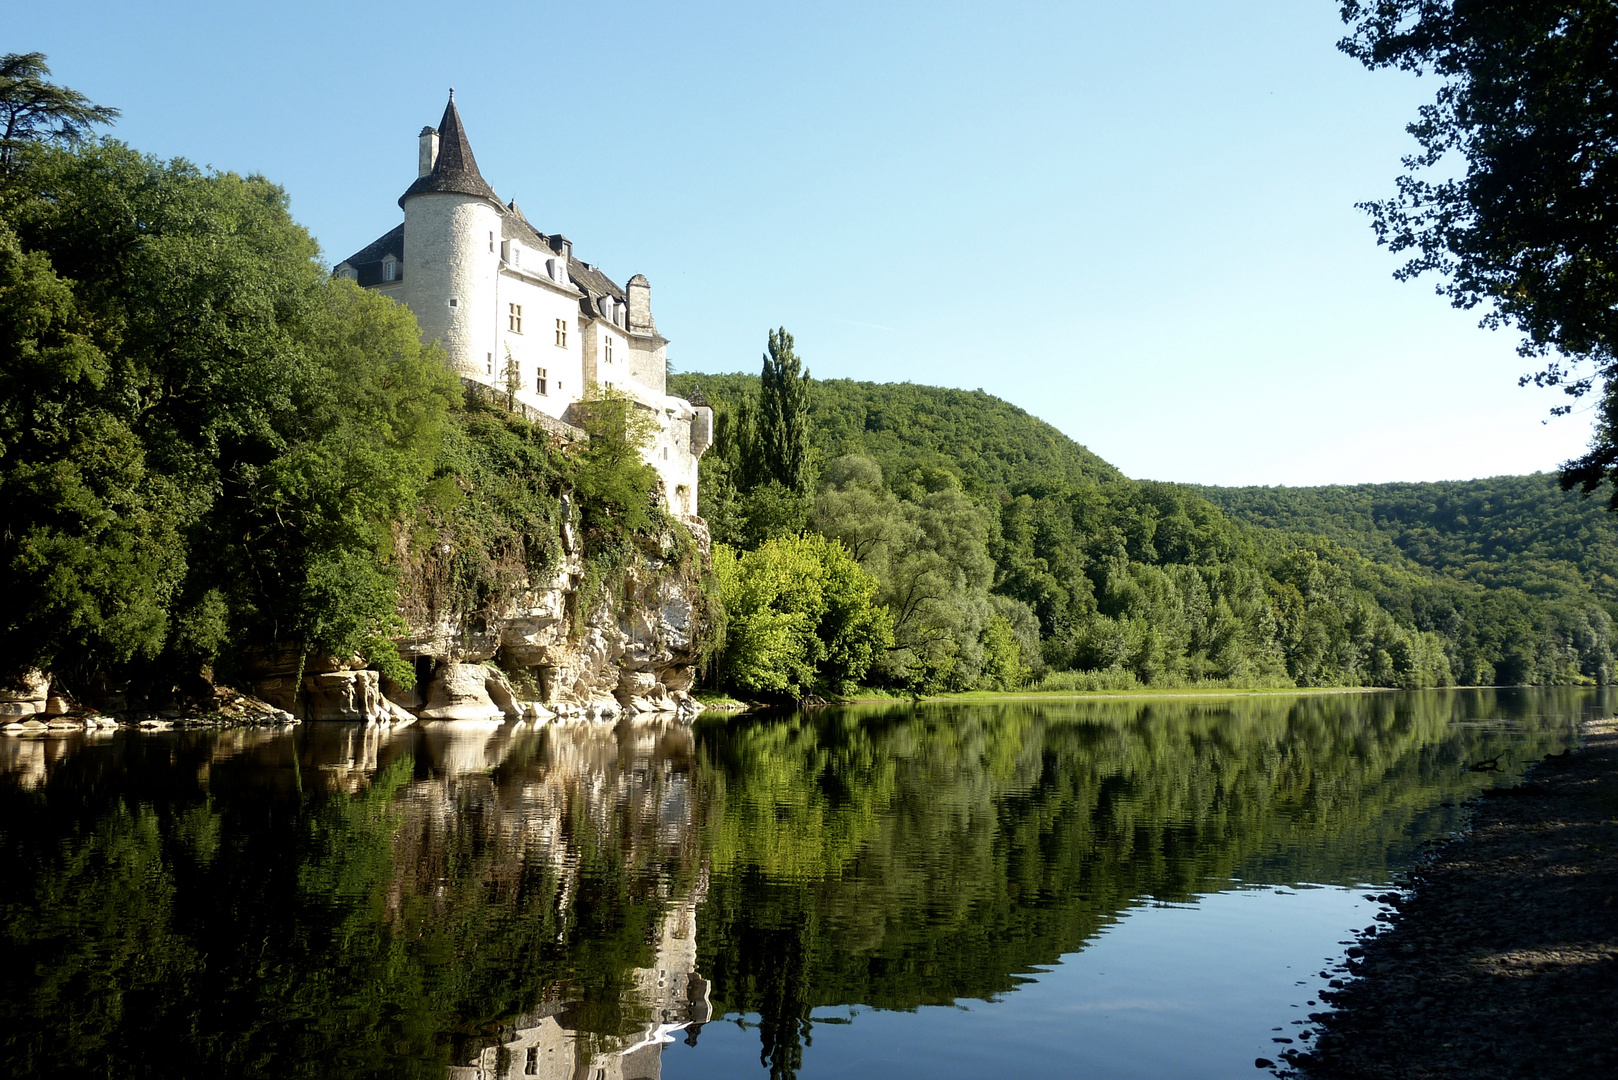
555,318 -> 568,347
604,337 -> 613,364
489,231 -> 495,253
536,367 -> 548,396
486,352 -> 493,375
509,304 -> 522,333
526,1046 -> 538,1075
382,260 -> 397,282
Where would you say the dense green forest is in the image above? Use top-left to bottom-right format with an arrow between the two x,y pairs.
1196,474 -> 1618,609
672,370 -> 1617,694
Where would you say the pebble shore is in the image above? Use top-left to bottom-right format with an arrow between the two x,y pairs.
1291,719 -> 1618,1079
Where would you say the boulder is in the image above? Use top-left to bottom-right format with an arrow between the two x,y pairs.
482,667 -> 524,719
0,670 -> 50,718
418,663 -> 505,721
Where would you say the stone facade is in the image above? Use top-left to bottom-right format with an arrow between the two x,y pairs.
338,94 -> 712,515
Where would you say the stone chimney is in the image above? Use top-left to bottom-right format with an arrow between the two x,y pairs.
626,274 -> 654,333
417,126 -> 439,178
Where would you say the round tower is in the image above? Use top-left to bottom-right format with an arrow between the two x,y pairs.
400,92 -> 506,381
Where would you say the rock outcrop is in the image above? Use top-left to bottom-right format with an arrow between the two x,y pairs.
0,670 -> 52,719
241,523 -> 710,726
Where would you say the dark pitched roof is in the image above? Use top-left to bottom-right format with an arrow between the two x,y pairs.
337,223 -> 405,287
567,258 -> 625,303
398,94 -> 503,209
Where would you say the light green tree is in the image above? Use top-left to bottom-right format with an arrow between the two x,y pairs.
713,533 -> 891,698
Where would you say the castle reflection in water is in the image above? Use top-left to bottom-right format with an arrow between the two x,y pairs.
206,716 -> 713,1080
361,719 -> 713,1080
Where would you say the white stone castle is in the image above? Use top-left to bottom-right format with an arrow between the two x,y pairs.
338,92 -> 711,517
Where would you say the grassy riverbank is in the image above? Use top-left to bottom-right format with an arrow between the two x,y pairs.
1292,718 -> 1618,1079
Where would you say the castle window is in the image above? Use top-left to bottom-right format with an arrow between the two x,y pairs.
448,297 -> 457,308
489,231 -> 495,253
527,1046 -> 538,1075
536,367 -> 548,396
486,352 -> 493,375
509,304 -> 522,333
555,318 -> 568,347
336,265 -> 358,281
604,337 -> 613,364
382,258 -> 398,282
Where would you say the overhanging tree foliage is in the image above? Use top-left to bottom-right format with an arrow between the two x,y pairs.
1,135 -> 459,688
1338,2 -> 1618,499
0,52 -> 118,174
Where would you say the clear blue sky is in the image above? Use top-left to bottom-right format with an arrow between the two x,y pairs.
10,0 -> 1592,486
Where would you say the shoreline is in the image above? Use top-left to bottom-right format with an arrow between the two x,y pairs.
696,684 -> 1604,714
1290,717 -> 1618,1079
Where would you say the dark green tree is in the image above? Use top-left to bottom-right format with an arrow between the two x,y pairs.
1,140 -> 457,688
0,53 -> 119,174
1338,3 -> 1618,500
758,327 -> 813,493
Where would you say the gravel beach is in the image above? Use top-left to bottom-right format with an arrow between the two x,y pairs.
1292,719 -> 1618,1079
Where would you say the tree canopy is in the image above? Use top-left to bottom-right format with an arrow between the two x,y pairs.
1338,2 -> 1618,498
0,52 -> 119,173
676,371 -> 1618,694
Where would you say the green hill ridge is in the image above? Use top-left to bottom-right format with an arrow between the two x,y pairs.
674,370 -> 1616,690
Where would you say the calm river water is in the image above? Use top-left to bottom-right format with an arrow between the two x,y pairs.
0,689 -> 1604,1079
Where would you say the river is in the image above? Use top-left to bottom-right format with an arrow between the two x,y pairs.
0,689 -> 1603,1079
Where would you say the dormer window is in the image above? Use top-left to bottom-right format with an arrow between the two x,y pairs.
381,256 -> 399,283
336,264 -> 358,281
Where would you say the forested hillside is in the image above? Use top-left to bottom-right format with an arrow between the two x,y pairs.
673,370 -> 1616,693
1196,475 -> 1618,611
684,374 -> 1123,495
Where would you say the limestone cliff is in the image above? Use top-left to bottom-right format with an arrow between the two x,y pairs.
244,519 -> 714,726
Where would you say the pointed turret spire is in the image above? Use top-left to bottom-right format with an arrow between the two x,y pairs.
399,92 -> 503,209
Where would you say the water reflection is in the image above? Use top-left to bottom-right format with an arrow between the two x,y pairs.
0,690 -> 1598,1080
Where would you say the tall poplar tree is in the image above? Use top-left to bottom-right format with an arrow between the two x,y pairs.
758,327 -> 812,493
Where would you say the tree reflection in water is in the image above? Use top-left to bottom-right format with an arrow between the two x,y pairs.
0,689 -> 1595,1080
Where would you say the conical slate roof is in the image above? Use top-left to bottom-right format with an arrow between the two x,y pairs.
398,93 -> 503,209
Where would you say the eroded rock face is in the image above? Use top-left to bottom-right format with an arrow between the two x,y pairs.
236,523 -> 710,726
395,529 -> 710,724
303,670 -> 386,723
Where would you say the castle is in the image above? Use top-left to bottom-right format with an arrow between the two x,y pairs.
337,93 -> 711,517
